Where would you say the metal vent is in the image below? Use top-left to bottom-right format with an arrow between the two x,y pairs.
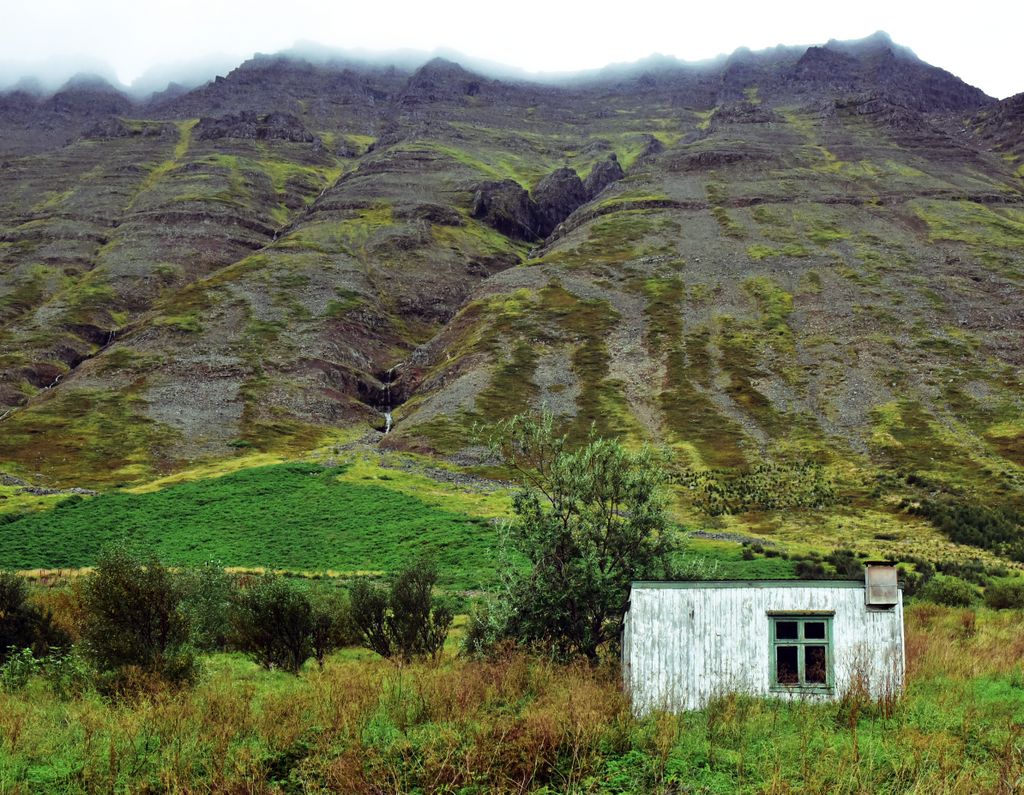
864,563 -> 898,607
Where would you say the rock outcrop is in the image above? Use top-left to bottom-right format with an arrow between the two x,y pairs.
471,180 -> 538,240
583,154 -> 625,199
194,111 -> 319,143
531,167 -> 588,237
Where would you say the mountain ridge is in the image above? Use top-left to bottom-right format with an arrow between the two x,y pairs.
0,31 -> 1021,563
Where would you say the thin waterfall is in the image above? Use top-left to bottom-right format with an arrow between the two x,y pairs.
381,363 -> 403,433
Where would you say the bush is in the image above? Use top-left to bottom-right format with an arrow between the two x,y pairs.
80,550 -> 195,690
0,571 -> 70,662
984,580 -> 1024,610
350,561 -> 453,662
919,576 -> 978,607
910,498 -> 1024,561
231,574 -> 316,673
795,560 -> 827,580
179,562 -> 236,651
310,588 -> 356,669
0,646 -> 93,698
461,598 -> 513,658
825,549 -> 862,578
0,647 -> 39,691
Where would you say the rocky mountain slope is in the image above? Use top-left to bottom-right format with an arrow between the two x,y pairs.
1,33 -> 1021,558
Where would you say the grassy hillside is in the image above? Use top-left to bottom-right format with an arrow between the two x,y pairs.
0,461 -> 502,589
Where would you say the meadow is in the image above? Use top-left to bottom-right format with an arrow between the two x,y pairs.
1,604 -> 1023,793
0,462 -> 500,590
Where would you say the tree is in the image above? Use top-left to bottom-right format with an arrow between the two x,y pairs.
491,412 -> 680,661
350,560 -> 453,662
178,561 -> 235,652
310,588 -> 355,670
0,571 -> 69,662
231,575 -> 354,673
80,550 -> 195,688
231,574 -> 314,674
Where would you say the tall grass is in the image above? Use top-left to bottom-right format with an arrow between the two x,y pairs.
1,605 -> 1023,792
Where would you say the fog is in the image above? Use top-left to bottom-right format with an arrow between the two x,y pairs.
1,0 -> 1021,99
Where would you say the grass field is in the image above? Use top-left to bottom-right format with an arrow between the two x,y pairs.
0,463 -> 502,590
1,604 -> 1022,793
1,455 -> 810,589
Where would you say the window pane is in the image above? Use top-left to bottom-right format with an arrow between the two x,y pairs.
775,621 -> 798,640
804,621 -> 826,639
805,646 -> 827,684
776,646 -> 799,684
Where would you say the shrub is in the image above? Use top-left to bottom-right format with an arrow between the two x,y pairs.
910,499 -> 1024,560
231,575 -> 354,673
0,571 -> 69,662
80,550 -> 195,690
461,598 -> 513,658
231,574 -> 315,674
919,576 -> 977,607
795,560 -> 827,580
0,647 -> 39,691
825,549 -> 862,578
984,580 -> 1024,610
350,561 -> 453,662
349,579 -> 391,658
179,562 -> 236,651
310,589 -> 356,669
0,646 -> 93,698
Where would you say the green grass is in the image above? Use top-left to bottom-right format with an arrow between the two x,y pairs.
742,276 -> 793,339
747,243 -> 810,260
0,463 -> 500,589
2,606 -> 1023,792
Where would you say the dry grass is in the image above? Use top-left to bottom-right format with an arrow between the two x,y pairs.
1,606 -> 1023,792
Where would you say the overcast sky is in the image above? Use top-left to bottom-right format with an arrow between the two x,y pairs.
2,0 -> 1021,98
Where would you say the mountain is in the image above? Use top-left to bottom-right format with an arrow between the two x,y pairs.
0,34 -> 1021,562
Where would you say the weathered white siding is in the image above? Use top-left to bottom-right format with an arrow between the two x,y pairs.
623,582 -> 904,713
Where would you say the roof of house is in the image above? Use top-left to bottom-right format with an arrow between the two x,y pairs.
630,580 -> 865,589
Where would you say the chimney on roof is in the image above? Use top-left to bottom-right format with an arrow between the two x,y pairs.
864,562 -> 899,607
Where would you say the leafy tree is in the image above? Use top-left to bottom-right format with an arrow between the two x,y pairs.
80,550 -> 195,688
491,412 -> 680,661
231,574 -> 314,674
0,571 -> 69,662
179,561 -> 236,652
350,561 -> 453,662
231,574 -> 354,673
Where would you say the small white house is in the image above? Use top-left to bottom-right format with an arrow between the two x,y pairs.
622,564 -> 904,713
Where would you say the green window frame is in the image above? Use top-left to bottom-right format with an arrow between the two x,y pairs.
769,613 -> 834,693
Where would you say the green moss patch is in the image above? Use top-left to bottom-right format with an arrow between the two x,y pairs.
0,389 -> 178,486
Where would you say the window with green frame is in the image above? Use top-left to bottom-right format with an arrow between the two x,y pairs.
769,614 -> 833,691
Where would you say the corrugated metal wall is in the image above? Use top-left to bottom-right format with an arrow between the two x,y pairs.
623,583 -> 904,713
